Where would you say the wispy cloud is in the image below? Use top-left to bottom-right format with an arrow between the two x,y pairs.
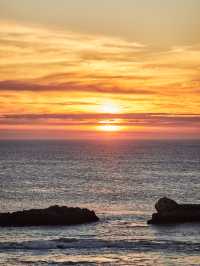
1,112 -> 200,128
0,80 -> 154,95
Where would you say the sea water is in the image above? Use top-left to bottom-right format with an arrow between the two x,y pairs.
0,140 -> 200,265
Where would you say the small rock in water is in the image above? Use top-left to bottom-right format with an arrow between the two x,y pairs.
0,205 -> 99,227
148,197 -> 200,224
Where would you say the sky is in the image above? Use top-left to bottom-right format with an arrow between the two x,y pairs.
0,0 -> 200,139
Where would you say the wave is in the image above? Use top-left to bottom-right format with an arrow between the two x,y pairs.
0,238 -> 199,253
19,261 -> 97,265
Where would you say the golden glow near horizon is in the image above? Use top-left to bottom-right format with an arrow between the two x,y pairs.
98,124 -> 122,132
0,0 -> 200,139
97,119 -> 124,132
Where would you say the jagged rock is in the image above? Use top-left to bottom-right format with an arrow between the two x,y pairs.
148,197 -> 200,224
0,205 -> 99,227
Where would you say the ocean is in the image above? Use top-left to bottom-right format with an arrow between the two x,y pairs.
0,140 -> 200,265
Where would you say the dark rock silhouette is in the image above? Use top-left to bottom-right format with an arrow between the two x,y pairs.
0,205 -> 99,227
148,197 -> 200,224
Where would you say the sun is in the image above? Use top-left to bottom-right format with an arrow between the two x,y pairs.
96,102 -> 123,132
100,102 -> 120,114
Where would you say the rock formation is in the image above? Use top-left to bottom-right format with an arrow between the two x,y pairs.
148,197 -> 200,224
0,205 -> 99,227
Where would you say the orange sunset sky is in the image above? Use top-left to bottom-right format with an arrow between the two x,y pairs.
0,0 -> 200,139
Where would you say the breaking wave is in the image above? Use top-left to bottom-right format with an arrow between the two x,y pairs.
0,238 -> 199,253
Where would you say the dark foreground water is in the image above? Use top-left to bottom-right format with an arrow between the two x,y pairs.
0,140 -> 200,265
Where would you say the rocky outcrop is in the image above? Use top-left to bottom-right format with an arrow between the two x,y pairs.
0,205 -> 99,227
148,197 -> 200,224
